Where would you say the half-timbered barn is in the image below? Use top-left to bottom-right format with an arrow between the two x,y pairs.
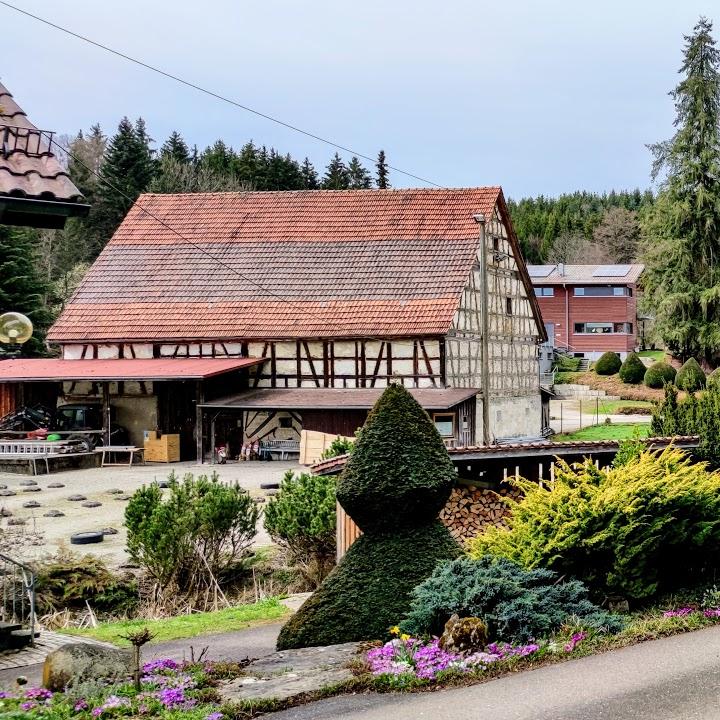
3,188 -> 546,459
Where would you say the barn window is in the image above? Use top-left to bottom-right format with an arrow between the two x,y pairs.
505,297 -> 513,315
433,413 -> 455,437
278,416 -> 293,428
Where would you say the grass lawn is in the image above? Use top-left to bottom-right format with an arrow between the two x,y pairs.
639,350 -> 667,362
593,399 -> 654,414
554,423 -> 651,442
59,597 -> 290,647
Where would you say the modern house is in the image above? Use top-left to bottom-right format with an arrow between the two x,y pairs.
0,82 -> 89,228
0,188 -> 547,458
528,263 -> 644,360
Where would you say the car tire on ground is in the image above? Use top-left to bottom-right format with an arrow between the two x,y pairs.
70,531 -> 104,545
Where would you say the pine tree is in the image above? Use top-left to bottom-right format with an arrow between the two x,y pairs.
347,157 -> 372,189
322,153 -> 350,189
300,158 -> 319,189
376,149 -> 390,189
0,227 -> 53,357
92,117 -> 156,256
160,131 -> 190,164
641,17 -> 720,362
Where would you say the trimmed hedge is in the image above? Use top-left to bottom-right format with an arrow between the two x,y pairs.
277,384 -> 460,649
470,448 -> 720,602
706,367 -> 720,390
276,523 -> 460,649
595,351 -> 622,375
619,352 -> 646,384
336,384 -> 456,534
675,358 -> 706,392
401,556 -> 622,642
644,361 -> 677,389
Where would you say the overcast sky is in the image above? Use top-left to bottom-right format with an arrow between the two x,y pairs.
1,0 -> 716,198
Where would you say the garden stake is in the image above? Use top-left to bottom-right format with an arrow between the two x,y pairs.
121,628 -> 155,691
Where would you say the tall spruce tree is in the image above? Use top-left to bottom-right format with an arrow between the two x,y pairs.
347,156 -> 373,189
376,149 -> 390,188
322,153 -> 350,189
92,117 -> 155,257
641,18 -> 720,362
160,131 -> 190,164
300,158 -> 319,189
0,227 -> 53,357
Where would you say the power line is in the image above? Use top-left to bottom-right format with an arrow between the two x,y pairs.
49,135 -> 480,351
0,0 -> 443,189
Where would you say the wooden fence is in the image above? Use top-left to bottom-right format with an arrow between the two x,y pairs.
300,429 -> 354,465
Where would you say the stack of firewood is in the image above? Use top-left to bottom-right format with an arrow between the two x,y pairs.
439,485 -> 522,543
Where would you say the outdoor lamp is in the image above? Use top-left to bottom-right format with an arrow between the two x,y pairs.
0,312 -> 33,357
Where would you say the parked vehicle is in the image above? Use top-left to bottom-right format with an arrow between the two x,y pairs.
0,402 -> 128,450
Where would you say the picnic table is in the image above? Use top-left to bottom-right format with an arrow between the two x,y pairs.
95,445 -> 145,467
260,439 -> 300,461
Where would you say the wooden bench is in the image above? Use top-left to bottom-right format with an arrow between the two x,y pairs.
0,453 -> 50,475
260,439 -> 300,461
95,445 -> 145,467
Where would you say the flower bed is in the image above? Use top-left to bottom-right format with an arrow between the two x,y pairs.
0,658 -> 243,720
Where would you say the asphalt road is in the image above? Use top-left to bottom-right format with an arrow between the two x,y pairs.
268,625 -> 720,720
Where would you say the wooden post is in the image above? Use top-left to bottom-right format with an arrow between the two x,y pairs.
102,382 -> 111,446
195,381 -> 204,464
476,214 -> 491,445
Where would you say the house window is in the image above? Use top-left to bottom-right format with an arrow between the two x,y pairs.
534,287 -> 554,297
506,297 -> 513,315
433,413 -> 455,437
278,416 -> 293,428
574,322 -> 633,334
574,286 -> 631,297
493,237 -> 500,252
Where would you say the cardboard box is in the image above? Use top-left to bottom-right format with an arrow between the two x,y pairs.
144,432 -> 180,463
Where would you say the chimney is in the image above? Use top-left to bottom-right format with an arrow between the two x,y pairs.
557,262 -> 565,277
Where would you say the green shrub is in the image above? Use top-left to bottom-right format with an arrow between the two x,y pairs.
277,524 -> 460,649
277,384 -> 460,649
320,435 -> 355,459
554,371 -> 581,384
34,550 -> 138,615
125,471 -> 258,603
553,355 -> 581,372
619,352 -> 646,384
644,361 -> 677,388
401,556 -> 622,642
675,358 -> 706,391
264,471 -> 336,588
707,367 -> 720,389
470,448 -> 720,602
595,352 -> 622,375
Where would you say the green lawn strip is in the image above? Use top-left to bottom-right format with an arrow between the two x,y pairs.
554,423 -> 650,442
59,597 -> 290,646
592,399 -> 654,414
638,350 -> 667,362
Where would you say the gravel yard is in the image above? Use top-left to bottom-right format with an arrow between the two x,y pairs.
0,460 -> 300,567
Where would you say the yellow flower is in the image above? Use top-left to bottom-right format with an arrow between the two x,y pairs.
400,633 -> 411,642
389,625 -> 400,635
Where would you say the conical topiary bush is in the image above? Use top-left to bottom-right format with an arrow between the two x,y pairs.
276,384 -> 460,649
675,358 -> 706,392
619,352 -> 646,384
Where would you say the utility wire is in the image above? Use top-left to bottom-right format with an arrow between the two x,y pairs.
0,0 -> 443,189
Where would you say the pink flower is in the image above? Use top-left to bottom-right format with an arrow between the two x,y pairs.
564,632 -> 587,652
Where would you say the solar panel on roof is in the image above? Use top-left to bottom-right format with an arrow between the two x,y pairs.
592,265 -> 631,277
528,265 -> 555,278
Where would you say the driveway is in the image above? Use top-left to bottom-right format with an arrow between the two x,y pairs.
0,460 -> 300,567
267,625 -> 720,720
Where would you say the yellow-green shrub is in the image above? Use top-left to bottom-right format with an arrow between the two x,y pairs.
469,448 -> 720,602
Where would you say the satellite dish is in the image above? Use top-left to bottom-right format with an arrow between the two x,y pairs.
0,312 -> 33,344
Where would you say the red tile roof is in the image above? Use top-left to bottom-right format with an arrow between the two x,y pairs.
49,188 -> 540,342
0,357 -> 264,382
0,83 -> 84,202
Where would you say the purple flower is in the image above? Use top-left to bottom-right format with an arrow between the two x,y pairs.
205,713 -> 224,720
663,607 -> 694,618
142,658 -> 179,673
0,691 -> 14,699
20,701 -> 37,711
704,609 -> 720,618
74,699 -> 89,711
564,632 -> 588,652
25,687 -> 53,700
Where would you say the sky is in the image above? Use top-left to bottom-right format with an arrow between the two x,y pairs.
1,0 -> 717,198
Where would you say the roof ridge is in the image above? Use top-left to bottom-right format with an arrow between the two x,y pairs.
139,186 -> 502,198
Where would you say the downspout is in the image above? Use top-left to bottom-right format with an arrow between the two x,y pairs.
473,213 -> 491,445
